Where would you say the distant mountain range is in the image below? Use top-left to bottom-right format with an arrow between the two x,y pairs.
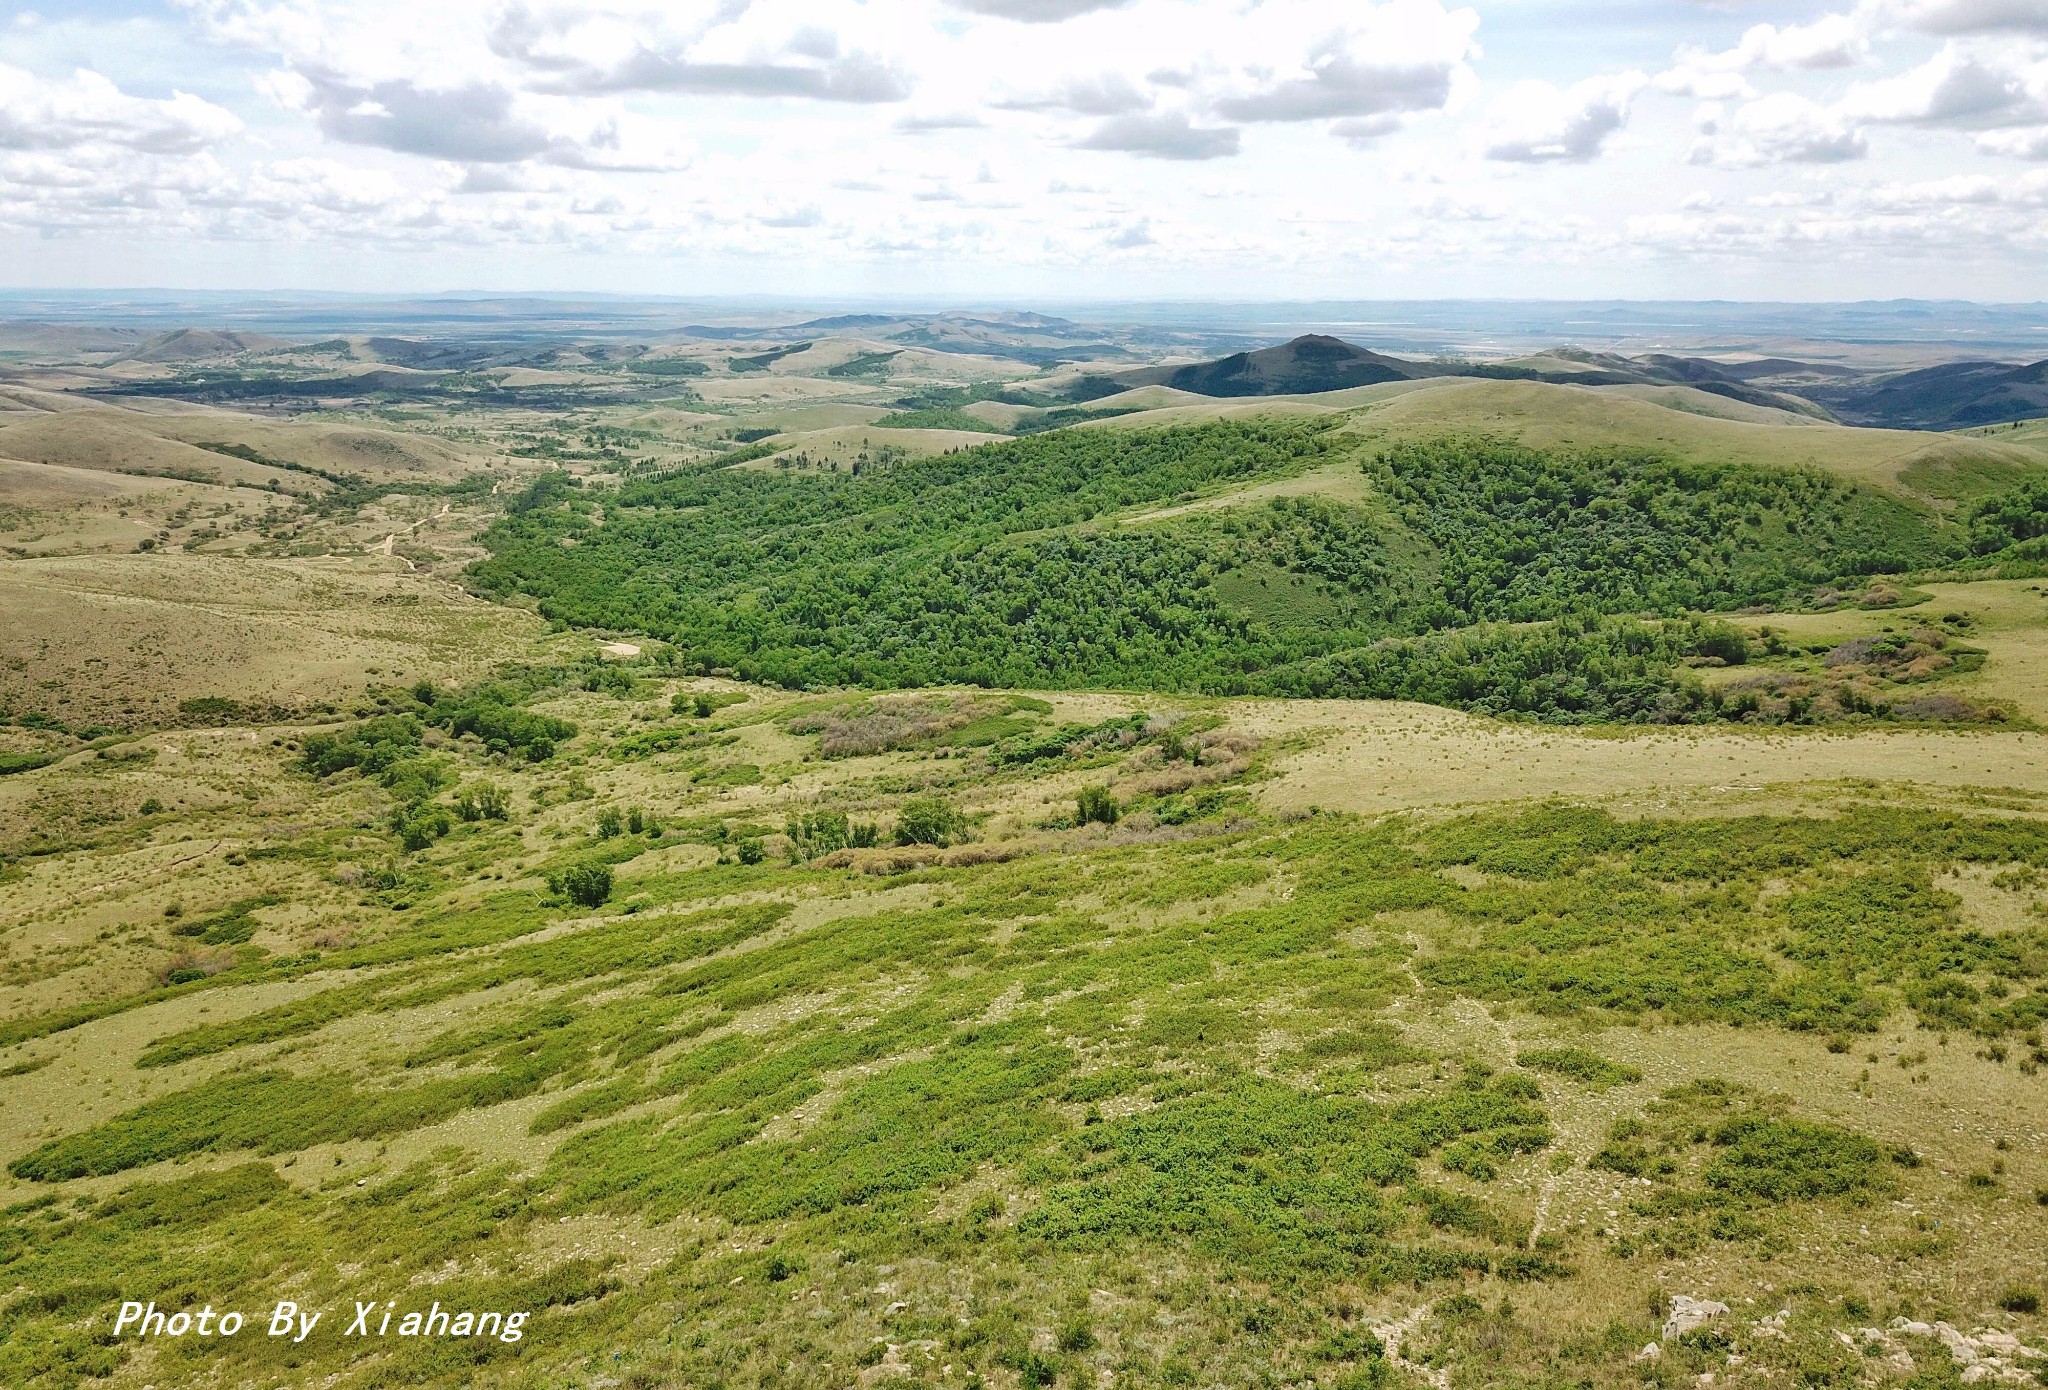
1073,333 -> 2048,431
10,309 -> 2047,434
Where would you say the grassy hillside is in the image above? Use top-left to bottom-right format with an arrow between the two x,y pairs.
1340,379 -> 2048,504
2,653 -> 2046,1390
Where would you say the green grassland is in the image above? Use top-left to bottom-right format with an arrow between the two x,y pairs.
3,365 -> 2048,1390
1,657 -> 2046,1390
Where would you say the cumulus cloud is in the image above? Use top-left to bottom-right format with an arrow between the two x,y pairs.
1978,124 -> 2048,157
490,4 -> 911,102
1484,72 -> 1646,162
1889,0 -> 2048,35
281,69 -> 555,163
0,64 -> 240,154
1689,93 -> 1869,166
995,73 -> 1152,116
1073,111 -> 1239,159
944,0 -> 1135,20
1104,217 -> 1154,247
1840,45 -> 2039,126
266,66 -> 686,171
1207,0 -> 1479,123
1331,112 -> 1408,145
895,112 -> 987,132
1656,14 -> 1869,98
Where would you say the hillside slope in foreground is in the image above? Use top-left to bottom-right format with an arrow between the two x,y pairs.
0,557 -> 2046,1389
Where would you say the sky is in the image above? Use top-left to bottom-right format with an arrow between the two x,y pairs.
1,0 -> 2046,301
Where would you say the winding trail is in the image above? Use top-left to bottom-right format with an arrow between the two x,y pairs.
1375,1304 -> 1449,1390
364,501 -> 451,571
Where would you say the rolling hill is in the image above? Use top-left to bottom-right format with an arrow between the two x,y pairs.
1073,334 -> 2048,432
1110,334 -> 1429,397
1806,357 -> 2048,430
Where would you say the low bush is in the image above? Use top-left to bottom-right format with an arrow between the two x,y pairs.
895,795 -> 966,847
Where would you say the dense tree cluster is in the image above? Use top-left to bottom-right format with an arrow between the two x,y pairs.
469,423 -> 2004,721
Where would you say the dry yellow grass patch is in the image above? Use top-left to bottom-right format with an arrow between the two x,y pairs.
0,554 -> 544,728
1235,696 -> 2048,816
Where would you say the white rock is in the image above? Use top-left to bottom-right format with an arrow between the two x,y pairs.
1664,1296 -> 1732,1341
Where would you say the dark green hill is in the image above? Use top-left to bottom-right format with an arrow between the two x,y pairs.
1807,359 -> 2048,430
1119,335 -> 1431,396
466,419 -> 2032,721
1098,335 -> 1828,416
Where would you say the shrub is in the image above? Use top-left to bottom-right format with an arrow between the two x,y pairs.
552,863 -> 614,909
391,803 -> 452,852
736,837 -> 765,866
1517,1047 -> 1642,1090
428,693 -> 574,761
1998,1288 -> 2040,1314
1705,1116 -> 1882,1202
1056,1320 -> 1096,1352
895,795 -> 966,847
596,807 -> 623,839
1077,785 -> 1120,827
299,715 -> 422,778
1000,1350 -> 1059,1388
155,949 -> 233,987
456,782 -> 509,822
787,809 -> 850,862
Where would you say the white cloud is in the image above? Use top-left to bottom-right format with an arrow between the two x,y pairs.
1484,72 -> 1646,162
757,205 -> 824,228
1104,217 -> 1154,247
1888,0 -> 2048,35
1656,14 -> 1869,98
1206,0 -> 1480,123
1978,124 -> 2048,157
995,73 -> 1152,116
1072,111 -> 1240,160
0,0 -> 2040,296
1690,92 -> 1869,165
895,111 -> 988,132
944,0 -> 1134,20
0,64 -> 240,154
1841,44 -> 2044,126
489,4 -> 912,102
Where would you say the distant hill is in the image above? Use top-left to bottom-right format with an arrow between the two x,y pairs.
1114,335 -> 1432,397
1079,335 -> 1836,417
118,328 -> 291,363
1805,359 -> 2048,430
0,321 -> 143,356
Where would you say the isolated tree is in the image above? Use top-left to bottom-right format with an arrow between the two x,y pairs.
554,862 -> 613,909
1077,785 -> 1120,827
